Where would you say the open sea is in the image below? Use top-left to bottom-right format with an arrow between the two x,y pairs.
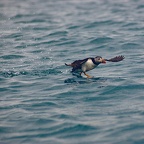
0,0 -> 144,144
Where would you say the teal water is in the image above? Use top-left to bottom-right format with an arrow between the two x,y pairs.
0,0 -> 144,144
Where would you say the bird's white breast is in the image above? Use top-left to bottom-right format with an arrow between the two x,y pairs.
82,59 -> 97,72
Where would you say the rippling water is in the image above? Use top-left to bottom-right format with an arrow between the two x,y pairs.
0,0 -> 144,144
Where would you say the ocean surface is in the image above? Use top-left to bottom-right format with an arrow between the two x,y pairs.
0,0 -> 144,144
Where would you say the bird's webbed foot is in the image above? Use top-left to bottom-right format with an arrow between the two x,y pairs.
83,72 -> 93,78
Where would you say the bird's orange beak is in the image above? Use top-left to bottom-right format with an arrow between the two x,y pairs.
102,59 -> 106,64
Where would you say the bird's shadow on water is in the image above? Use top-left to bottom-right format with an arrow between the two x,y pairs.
64,72 -> 104,84
64,76 -> 107,85
64,73 -> 125,86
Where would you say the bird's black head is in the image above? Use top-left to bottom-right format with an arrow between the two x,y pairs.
94,56 -> 106,64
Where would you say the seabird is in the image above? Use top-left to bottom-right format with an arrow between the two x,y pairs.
65,55 -> 125,78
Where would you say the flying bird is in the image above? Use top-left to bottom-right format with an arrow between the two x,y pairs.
65,55 -> 125,78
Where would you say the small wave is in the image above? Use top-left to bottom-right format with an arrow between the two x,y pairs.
4,33 -> 23,39
46,123 -> 97,138
31,40 -> 60,46
121,43 -> 140,49
35,118 -> 55,125
29,19 -> 46,23
122,22 -> 137,27
90,37 -> 113,44
137,4 -> 144,9
11,14 -> 32,19
61,123 -> 96,133
84,20 -> 122,28
0,54 -> 25,60
0,13 -> 8,20
67,25 -> 80,29
55,40 -> 78,46
0,69 -> 62,78
48,31 -> 68,37
0,71 -> 28,78
128,27 -> 144,31
31,101 -> 57,108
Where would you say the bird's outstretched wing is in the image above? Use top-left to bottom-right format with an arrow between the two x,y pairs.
71,58 -> 89,70
105,55 -> 125,62
65,58 -> 89,71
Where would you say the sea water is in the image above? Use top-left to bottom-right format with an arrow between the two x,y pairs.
0,0 -> 144,144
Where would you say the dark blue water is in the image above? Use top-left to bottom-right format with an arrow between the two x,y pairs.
0,0 -> 144,144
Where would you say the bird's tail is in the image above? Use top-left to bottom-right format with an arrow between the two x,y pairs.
65,63 -> 72,66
